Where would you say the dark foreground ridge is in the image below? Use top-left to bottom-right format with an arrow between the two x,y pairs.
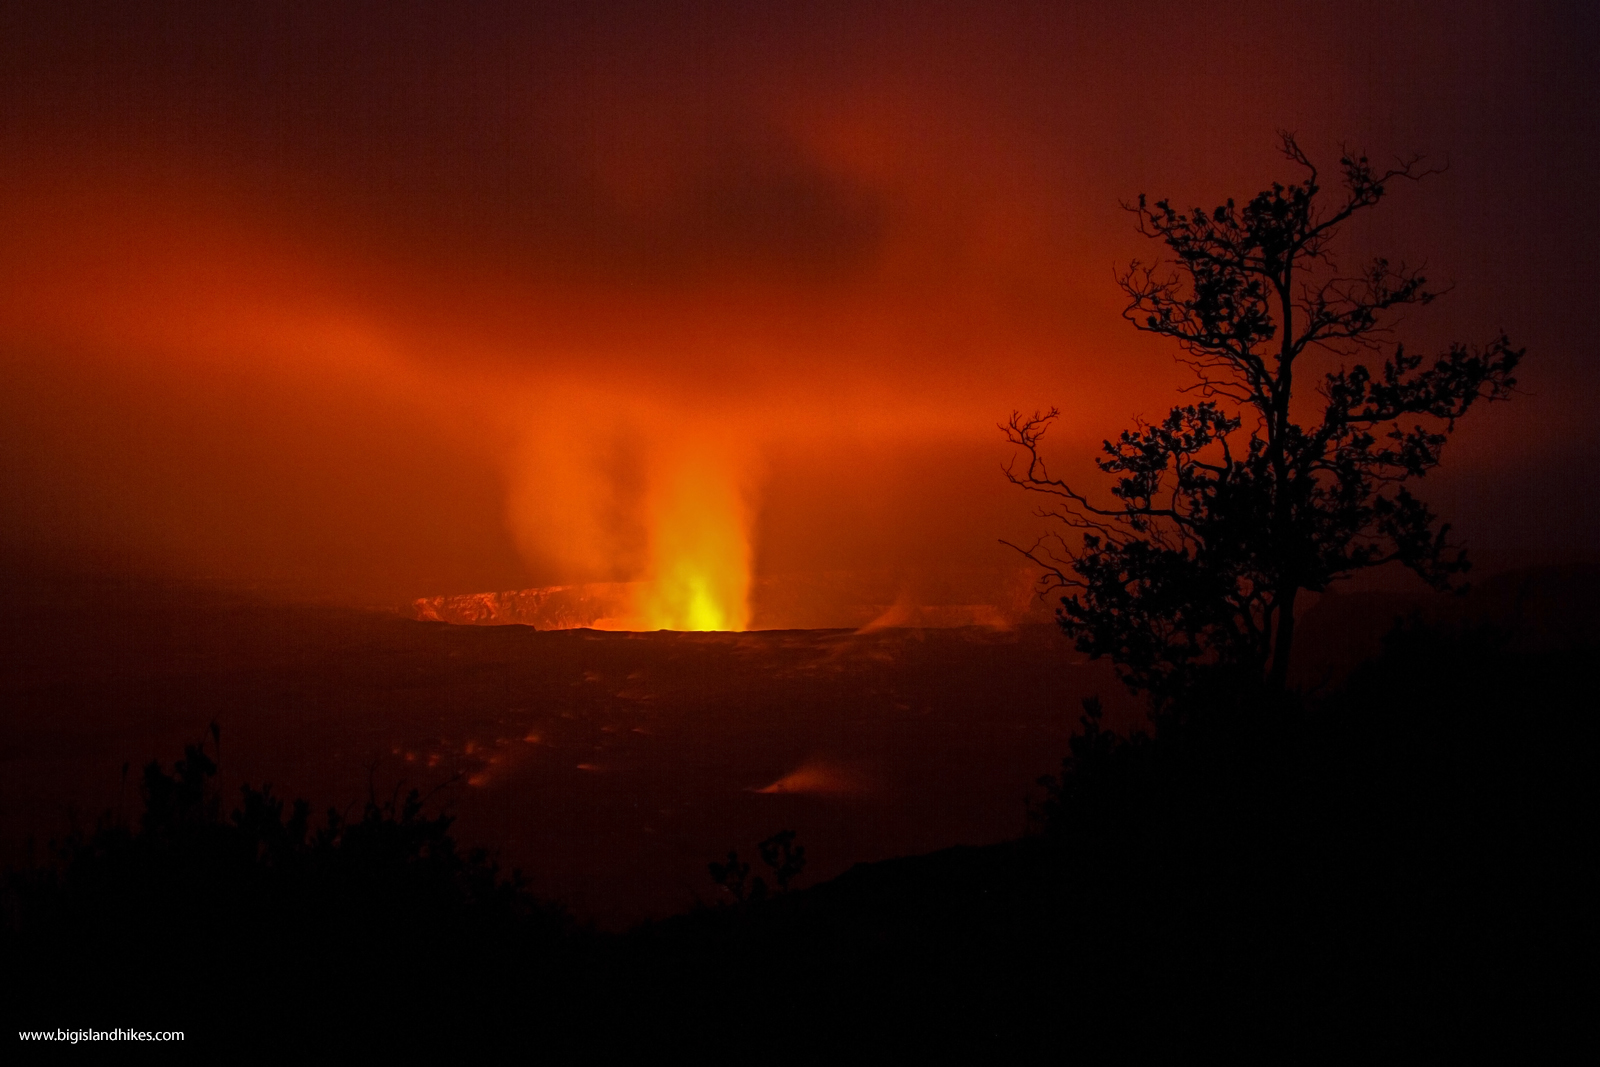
5,621 -> 1594,1053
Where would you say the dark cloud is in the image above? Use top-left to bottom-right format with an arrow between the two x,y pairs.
1,1 -> 1596,604
0,1 -> 888,286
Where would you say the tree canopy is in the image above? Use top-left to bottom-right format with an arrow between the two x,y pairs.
1006,133 -> 1522,700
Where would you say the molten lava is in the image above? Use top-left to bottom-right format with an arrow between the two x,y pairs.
632,445 -> 752,631
505,410 -> 754,632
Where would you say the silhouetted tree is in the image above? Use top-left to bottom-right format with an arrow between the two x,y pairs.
708,829 -> 807,903
4,724 -> 574,1024
1006,133 -> 1522,699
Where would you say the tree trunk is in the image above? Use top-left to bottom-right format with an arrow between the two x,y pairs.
1267,585 -> 1297,691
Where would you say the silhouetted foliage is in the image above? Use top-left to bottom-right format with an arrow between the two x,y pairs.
1030,696 -> 1146,835
1006,133 -> 1522,700
708,849 -> 754,901
8,608 -> 1591,1053
594,623 -> 1590,1054
4,724 -> 576,1033
758,829 -> 807,892
1014,619 -> 1595,1052
709,829 -> 807,903
5,620 -> 1592,1054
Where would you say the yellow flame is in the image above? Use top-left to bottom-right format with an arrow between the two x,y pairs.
505,393 -> 753,632
633,444 -> 751,631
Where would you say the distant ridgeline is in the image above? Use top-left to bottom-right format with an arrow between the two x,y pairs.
8,599 -> 1594,1050
409,582 -> 635,629
406,569 -> 1056,631
404,562 -> 1599,637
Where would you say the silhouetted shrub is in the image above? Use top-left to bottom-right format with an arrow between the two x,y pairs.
3,726 -> 579,1034
709,829 -> 808,904
1015,618 -> 1597,1050
7,624 -> 1591,1052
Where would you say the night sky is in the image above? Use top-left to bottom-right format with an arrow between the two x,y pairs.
3,1 -> 1594,619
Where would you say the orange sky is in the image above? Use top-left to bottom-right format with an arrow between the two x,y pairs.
1,1 -> 1595,616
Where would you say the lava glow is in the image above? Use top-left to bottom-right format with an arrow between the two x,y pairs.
753,761 -> 866,796
0,3 -> 1582,613
505,400 -> 756,632
632,444 -> 753,631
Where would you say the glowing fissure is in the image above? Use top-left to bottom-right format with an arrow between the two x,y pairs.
632,445 -> 752,631
644,564 -> 736,631
508,409 -> 753,632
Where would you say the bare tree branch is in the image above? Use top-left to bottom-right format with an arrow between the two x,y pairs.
1004,135 -> 1521,702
